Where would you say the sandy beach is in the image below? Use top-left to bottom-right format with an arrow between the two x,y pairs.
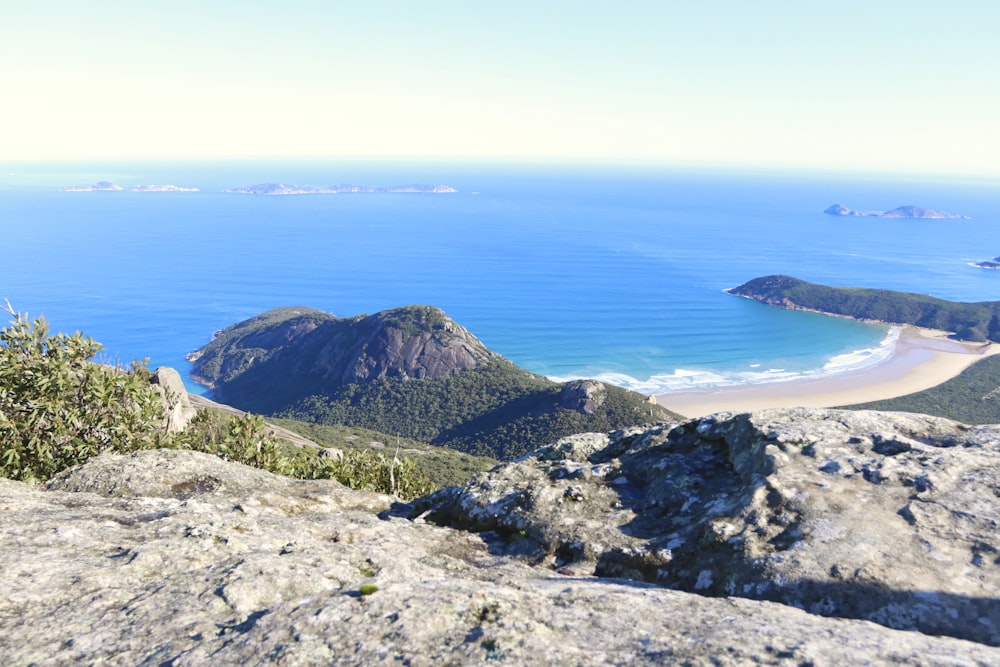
654,325 -> 1000,418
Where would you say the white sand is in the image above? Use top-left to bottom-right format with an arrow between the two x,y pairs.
653,325 -> 1000,418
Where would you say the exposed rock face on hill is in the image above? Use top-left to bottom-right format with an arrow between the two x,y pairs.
421,407 -> 1000,647
187,306 -> 676,459
3,426 -> 1000,665
190,306 -> 495,392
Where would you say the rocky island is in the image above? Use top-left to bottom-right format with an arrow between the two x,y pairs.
132,184 -> 199,192
974,256 -> 1000,270
62,180 -> 123,192
224,183 -> 457,195
824,203 -> 969,219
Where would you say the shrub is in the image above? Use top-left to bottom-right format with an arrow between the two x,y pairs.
0,302 -> 436,499
0,303 -> 165,482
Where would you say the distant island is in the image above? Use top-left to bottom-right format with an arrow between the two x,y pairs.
973,257 -> 1000,270
132,184 -> 199,193
224,183 -> 457,195
62,181 -> 123,192
824,204 -> 969,219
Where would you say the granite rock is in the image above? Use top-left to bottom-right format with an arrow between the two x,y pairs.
3,444 -> 1000,664
422,407 -> 1000,646
149,366 -> 199,433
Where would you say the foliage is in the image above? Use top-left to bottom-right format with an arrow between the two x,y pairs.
0,304 -> 435,499
170,410 -> 291,473
189,305 -> 679,461
269,418 -> 496,488
840,354 -> 1000,424
280,361 -> 677,459
731,275 -> 1000,342
291,447 -> 435,499
0,305 -> 166,482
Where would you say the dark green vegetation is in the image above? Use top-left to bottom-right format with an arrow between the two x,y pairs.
270,419 -> 496,489
840,354 -> 1000,424
729,275 -> 1000,342
0,306 -> 433,498
190,306 -> 678,460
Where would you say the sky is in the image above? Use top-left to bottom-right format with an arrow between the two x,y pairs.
2,1 -> 998,175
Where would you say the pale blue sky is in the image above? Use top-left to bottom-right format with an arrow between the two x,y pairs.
2,1 -> 997,174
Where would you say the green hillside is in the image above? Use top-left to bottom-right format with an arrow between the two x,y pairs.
190,306 -> 678,460
729,275 -> 1000,342
840,354 -> 1000,424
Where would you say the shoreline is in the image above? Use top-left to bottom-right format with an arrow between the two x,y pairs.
654,325 -> 1000,418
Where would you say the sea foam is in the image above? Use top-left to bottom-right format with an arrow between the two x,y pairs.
552,327 -> 902,395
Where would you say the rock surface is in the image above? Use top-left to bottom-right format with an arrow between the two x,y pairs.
422,407 -> 1000,647
3,443 -> 1000,665
149,366 -> 199,433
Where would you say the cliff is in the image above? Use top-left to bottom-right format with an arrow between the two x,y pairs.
189,306 -> 676,459
3,408 -> 1000,663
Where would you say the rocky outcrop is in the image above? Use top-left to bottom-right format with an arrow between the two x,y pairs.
421,407 -> 1000,646
149,366 -> 198,433
3,444 -> 1000,664
558,379 -> 607,414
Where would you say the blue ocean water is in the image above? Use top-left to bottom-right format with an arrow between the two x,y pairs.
2,160 -> 998,396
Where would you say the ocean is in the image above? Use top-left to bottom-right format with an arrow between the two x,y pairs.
2,160 -> 998,396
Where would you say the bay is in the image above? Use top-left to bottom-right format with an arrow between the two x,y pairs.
2,160 -> 997,395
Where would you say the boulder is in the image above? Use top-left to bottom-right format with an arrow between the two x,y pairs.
2,445 -> 999,664
422,407 -> 1000,646
149,366 -> 198,432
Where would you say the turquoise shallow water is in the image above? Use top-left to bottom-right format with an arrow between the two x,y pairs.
2,161 -> 998,395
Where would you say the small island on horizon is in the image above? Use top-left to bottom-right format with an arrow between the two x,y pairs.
824,204 -> 969,219
224,183 -> 457,195
62,181 -> 123,192
132,184 -> 199,193
63,182 -> 199,192
973,256 -> 1000,270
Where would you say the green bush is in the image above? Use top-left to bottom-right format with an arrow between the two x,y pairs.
0,303 -> 435,499
0,305 -> 166,482
298,448 -> 435,499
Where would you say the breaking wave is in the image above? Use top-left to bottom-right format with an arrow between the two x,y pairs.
550,327 -> 901,395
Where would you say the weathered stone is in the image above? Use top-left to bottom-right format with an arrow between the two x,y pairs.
149,366 -> 198,433
423,407 -> 1000,646
3,447 -> 1000,665
558,379 -> 607,414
